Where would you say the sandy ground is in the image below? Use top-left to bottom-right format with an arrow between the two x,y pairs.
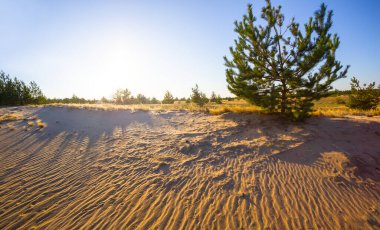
0,106 -> 379,229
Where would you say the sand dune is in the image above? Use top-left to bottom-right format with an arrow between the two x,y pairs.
0,106 -> 379,229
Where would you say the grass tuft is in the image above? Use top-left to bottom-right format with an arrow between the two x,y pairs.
36,119 -> 46,128
0,113 -> 22,123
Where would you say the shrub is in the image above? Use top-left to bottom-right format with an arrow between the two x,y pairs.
348,77 -> 379,110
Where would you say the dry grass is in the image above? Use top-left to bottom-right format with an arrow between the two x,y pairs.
44,100 -> 262,114
0,113 -> 22,123
42,95 -> 380,118
312,95 -> 380,117
43,102 -> 204,112
27,121 -> 34,127
208,105 -> 263,115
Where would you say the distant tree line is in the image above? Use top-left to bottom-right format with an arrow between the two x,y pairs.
2,70 -> 377,110
0,71 -> 46,105
46,95 -> 97,104
0,71 -> 227,107
110,85 -> 224,106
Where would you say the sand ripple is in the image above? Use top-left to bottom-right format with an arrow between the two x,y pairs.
0,107 -> 379,229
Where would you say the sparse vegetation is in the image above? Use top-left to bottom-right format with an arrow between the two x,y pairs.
224,0 -> 349,120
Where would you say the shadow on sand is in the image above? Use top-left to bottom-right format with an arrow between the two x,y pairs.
220,113 -> 380,182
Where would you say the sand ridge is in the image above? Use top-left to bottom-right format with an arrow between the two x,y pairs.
0,106 -> 379,229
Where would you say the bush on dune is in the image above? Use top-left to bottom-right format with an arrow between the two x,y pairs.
348,77 -> 379,110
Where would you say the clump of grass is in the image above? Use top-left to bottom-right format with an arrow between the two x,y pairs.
0,113 -> 22,123
7,124 -> 15,131
36,119 -> 46,128
27,121 -> 34,127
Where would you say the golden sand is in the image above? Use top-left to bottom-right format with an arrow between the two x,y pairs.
0,106 -> 379,229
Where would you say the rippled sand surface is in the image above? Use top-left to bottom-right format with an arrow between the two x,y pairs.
0,106 -> 379,229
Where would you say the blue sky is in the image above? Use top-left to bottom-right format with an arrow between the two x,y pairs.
0,0 -> 379,99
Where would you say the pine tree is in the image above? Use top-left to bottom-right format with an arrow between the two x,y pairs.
29,81 -> 46,104
224,0 -> 349,120
113,88 -> 131,104
191,84 -> 208,107
100,96 -> 109,103
348,77 -> 380,110
210,91 -> 217,102
150,97 -> 160,104
210,91 -> 223,104
162,90 -> 175,104
0,71 -> 46,105
215,95 -> 223,104
136,94 -> 149,104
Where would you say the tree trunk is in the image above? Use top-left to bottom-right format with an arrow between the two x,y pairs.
280,82 -> 287,114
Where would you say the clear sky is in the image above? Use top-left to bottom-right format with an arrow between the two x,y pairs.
1,0 -> 379,100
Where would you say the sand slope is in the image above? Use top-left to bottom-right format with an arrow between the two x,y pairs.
0,106 -> 379,229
